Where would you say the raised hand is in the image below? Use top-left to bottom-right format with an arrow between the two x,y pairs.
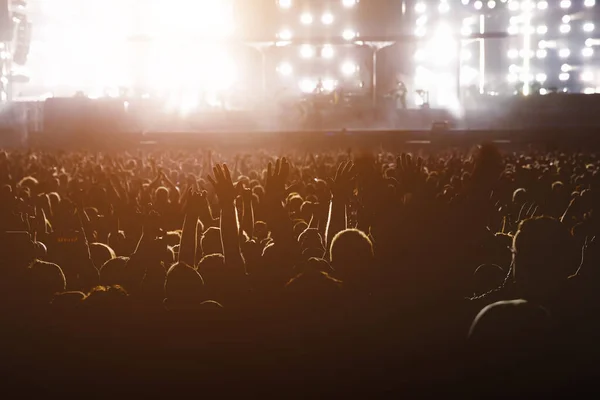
330,160 -> 356,201
265,157 -> 290,202
396,153 -> 425,194
207,164 -> 236,205
183,188 -> 203,216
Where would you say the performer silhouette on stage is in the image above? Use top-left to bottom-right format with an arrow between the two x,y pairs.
396,79 -> 407,110
314,78 -> 325,95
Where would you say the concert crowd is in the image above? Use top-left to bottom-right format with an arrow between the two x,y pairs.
1,144 -> 599,396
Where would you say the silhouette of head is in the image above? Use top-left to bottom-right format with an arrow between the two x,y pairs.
164,262 -> 205,310
27,260 -> 66,304
329,229 -> 374,282
90,243 -> 116,270
99,256 -> 130,287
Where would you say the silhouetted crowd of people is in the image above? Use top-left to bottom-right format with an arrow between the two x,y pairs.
1,145 -> 600,396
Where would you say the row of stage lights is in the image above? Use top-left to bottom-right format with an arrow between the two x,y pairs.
415,0 -> 596,13
275,0 -> 360,92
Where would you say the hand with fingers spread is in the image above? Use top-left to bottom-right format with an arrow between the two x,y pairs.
396,153 -> 426,195
330,160 -> 356,202
184,188 -> 204,216
265,157 -> 291,202
207,164 -> 236,206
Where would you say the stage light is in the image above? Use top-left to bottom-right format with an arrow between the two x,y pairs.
300,13 -> 313,25
585,0 -> 595,6
536,49 -> 547,58
415,2 -> 426,13
521,0 -> 535,10
474,1 -> 483,10
560,0 -> 571,8
321,45 -> 334,59
342,0 -> 358,7
341,61 -> 357,76
584,23 -> 595,32
560,25 -> 571,34
321,12 -> 334,25
559,48 -> 570,58
438,1 -> 450,13
508,49 -> 519,58
277,62 -> 293,76
559,73 -> 570,81
582,71 -> 594,82
278,29 -> 292,40
342,29 -> 357,40
540,88 -> 548,95
537,1 -> 548,9
535,73 -> 547,83
583,47 -> 594,57
509,64 -> 519,73
462,0 -> 469,5
300,44 -> 315,58
488,1 -> 496,8
299,78 -> 315,93
323,79 -> 336,91
537,25 -> 547,35
584,88 -> 596,94
562,16 -> 570,24
278,0 -> 292,9
509,1 -> 519,11
561,64 -> 571,72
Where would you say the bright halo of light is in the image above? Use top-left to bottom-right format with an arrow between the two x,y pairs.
583,47 -> 594,57
341,61 -> 357,76
474,1 -> 483,10
559,48 -> 570,58
278,29 -> 292,40
560,24 -> 571,34
438,1 -> 450,13
581,71 -> 594,82
277,62 -> 293,76
415,2 -> 426,13
342,0 -> 358,7
321,45 -> 334,59
278,0 -> 292,9
299,78 -> 315,93
487,1 -> 496,9
584,23 -> 595,33
535,73 -> 547,83
300,13 -> 313,25
538,1 -> 548,9
321,12 -> 334,25
560,0 -> 571,8
585,0 -> 595,7
342,29 -> 357,40
561,64 -> 572,72
300,44 -> 315,58
559,73 -> 570,81
323,79 -> 337,91
537,25 -> 547,35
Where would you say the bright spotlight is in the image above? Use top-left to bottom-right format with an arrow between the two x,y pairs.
323,79 -> 336,92
538,1 -> 548,9
584,23 -> 595,33
474,1 -> 483,10
342,0 -> 358,7
488,1 -> 496,9
583,47 -> 594,57
341,61 -> 357,76
585,0 -> 595,7
535,73 -> 547,83
584,88 -> 596,94
342,29 -> 357,40
536,49 -> 547,58
300,44 -> 315,58
560,0 -> 571,8
438,1 -> 450,13
581,71 -> 594,82
278,29 -> 292,40
321,45 -> 334,59
537,25 -> 547,35
415,2 -> 426,13
562,16 -> 571,24
559,48 -> 570,58
300,13 -> 313,25
321,12 -> 334,25
277,62 -> 293,76
299,78 -> 315,93
559,73 -> 570,81
560,24 -> 571,34
561,64 -> 572,72
278,0 -> 292,9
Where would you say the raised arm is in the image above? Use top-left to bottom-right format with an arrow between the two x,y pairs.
178,189 -> 202,267
240,184 -> 254,239
325,161 -> 355,250
207,164 -> 244,272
